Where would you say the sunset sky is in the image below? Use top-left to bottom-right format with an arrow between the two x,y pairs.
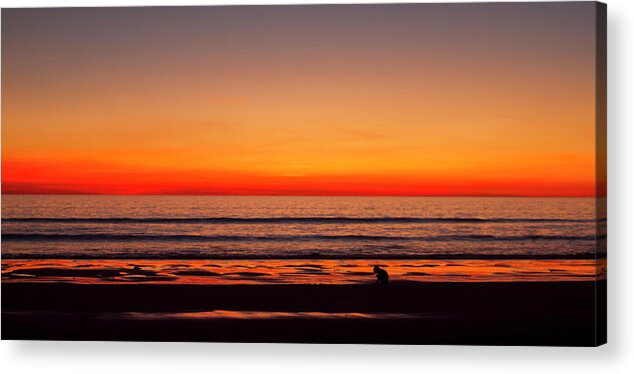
2,3 -> 599,196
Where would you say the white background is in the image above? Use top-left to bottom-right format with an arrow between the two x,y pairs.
0,0 -> 632,373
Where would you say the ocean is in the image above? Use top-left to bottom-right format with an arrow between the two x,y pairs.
1,195 -> 604,260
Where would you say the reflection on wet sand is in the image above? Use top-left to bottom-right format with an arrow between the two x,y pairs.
2,258 -> 606,284
124,310 -> 428,320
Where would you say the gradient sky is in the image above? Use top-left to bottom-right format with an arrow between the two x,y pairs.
2,3 -> 600,196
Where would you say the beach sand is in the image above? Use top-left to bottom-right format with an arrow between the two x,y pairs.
2,280 -> 606,345
2,259 -> 604,284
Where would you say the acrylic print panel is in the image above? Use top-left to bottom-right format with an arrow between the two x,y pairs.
1,2 -> 607,346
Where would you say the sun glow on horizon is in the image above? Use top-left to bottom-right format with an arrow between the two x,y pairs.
1,4 -> 601,197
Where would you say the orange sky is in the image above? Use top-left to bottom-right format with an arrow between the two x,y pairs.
1,4 -> 601,196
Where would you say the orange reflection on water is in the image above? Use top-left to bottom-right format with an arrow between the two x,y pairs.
2,258 -> 605,284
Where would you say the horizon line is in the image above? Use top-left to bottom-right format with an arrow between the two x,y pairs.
0,192 -> 599,198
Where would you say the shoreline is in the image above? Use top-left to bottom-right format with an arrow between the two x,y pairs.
1,254 -> 606,260
2,258 -> 605,284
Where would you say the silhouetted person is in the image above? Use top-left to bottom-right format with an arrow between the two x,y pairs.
373,265 -> 389,285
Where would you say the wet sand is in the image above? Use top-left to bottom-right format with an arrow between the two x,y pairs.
2,280 -> 606,345
2,258 -> 605,284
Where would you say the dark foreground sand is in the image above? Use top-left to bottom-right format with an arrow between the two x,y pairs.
2,281 -> 606,346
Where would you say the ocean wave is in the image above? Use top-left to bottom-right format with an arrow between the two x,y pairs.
1,233 -> 606,242
0,252 -> 603,260
2,217 -> 603,224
